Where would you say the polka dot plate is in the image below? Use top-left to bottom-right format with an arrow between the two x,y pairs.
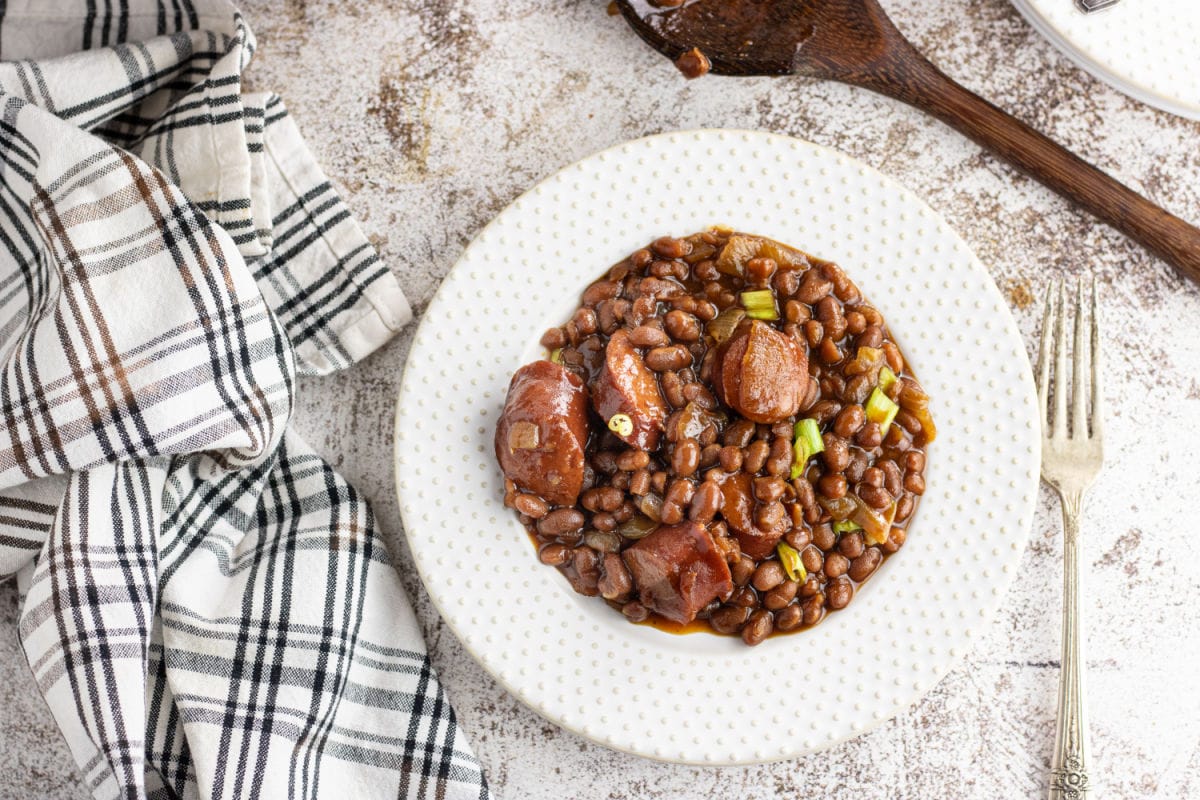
1011,0 -> 1200,120
393,130 -> 1041,765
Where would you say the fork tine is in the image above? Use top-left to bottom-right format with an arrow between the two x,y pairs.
1090,278 -> 1104,439
1052,282 -> 1069,439
1071,280 -> 1088,438
1035,285 -> 1056,432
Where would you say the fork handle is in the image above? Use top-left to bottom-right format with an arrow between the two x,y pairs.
1049,492 -> 1092,799
850,44 -> 1200,283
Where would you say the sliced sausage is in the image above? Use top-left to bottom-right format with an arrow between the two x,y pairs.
622,521 -> 734,625
591,328 -> 669,450
494,360 -> 588,506
711,319 -> 808,424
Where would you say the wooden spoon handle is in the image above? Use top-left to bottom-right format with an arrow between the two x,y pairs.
863,57 -> 1200,280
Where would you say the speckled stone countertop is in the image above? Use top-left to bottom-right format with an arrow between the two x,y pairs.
3,1 -> 1199,798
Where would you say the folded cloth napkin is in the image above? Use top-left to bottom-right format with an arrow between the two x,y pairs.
0,3 -> 492,798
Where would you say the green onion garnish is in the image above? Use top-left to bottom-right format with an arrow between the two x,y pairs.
789,418 -> 825,479
607,414 -> 633,437
878,365 -> 898,393
777,542 -> 807,583
549,348 -> 563,364
865,387 -> 900,435
833,520 -> 862,534
740,289 -> 778,321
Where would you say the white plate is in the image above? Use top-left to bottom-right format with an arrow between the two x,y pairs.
393,130 -> 1040,765
1011,0 -> 1200,120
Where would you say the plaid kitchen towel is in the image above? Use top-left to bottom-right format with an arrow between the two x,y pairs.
0,2 -> 492,799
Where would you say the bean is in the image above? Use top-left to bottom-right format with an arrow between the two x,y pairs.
718,445 -> 744,472
848,547 -> 883,582
809,399 -> 841,425
622,601 -> 650,622
540,327 -> 567,349
860,305 -> 882,326
843,374 -> 873,405
630,248 -> 653,268
882,341 -> 904,373
845,311 -> 866,335
682,382 -> 717,409
723,419 -> 756,447
598,553 -> 634,600
801,594 -> 825,626
801,545 -> 824,573
824,552 -> 850,579
689,480 -> 722,523
822,433 -> 850,472
646,345 -> 692,371
752,561 -> 786,591
766,436 -> 793,476
784,527 -> 812,551
764,580 -> 799,610
709,604 -> 751,634
862,467 -> 884,488
812,523 -> 836,551
629,325 -> 669,348
838,531 -> 866,559
660,500 -> 683,525
664,309 -> 701,342
650,470 -> 668,495
804,319 -> 825,347
753,476 -> 788,503
773,269 -> 800,297
744,440 -> 770,473
815,296 -> 846,341
742,609 -> 773,646
833,405 -> 866,439
672,438 -> 700,478
783,299 -> 808,324
881,526 -> 907,554
731,555 -> 756,587
694,300 -> 718,321
904,450 -> 926,474
699,443 -> 721,468
845,449 -> 869,484
755,501 -> 786,532
571,546 -> 601,594
881,459 -> 903,496
612,450 -> 646,474
857,324 -> 884,350
796,269 -> 833,304
896,409 -> 923,436
819,336 -> 842,364
592,512 -> 617,532
513,493 -> 548,518
894,494 -> 914,522
610,471 -> 631,491
582,280 -> 620,306
659,370 -> 686,408
817,474 -> 847,499
652,236 -> 691,258
904,472 -> 926,495
649,259 -> 676,279
613,501 -> 634,524
775,603 -> 804,631
856,422 -> 883,449
730,586 -> 758,608
858,484 -> 892,510
531,508 -> 582,539
572,307 -> 598,336
826,577 -> 853,610
538,542 -> 571,566
665,478 -> 695,509
799,575 -> 823,598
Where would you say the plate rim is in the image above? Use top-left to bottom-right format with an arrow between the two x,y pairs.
393,128 -> 1041,765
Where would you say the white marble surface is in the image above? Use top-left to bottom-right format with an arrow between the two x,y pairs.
3,1 -> 1200,797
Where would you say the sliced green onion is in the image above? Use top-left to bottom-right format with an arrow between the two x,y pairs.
865,387 -> 900,435
832,519 -> 862,534
549,348 -> 563,364
789,418 -> 825,479
607,413 -> 633,437
739,289 -> 779,321
777,542 -> 807,583
878,365 -> 898,393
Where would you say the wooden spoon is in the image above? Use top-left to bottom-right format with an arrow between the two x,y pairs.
616,0 -> 1200,282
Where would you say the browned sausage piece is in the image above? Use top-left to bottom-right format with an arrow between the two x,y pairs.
494,360 -> 589,506
622,521 -> 734,625
715,471 -> 783,560
711,320 -> 808,424
591,328 -> 669,450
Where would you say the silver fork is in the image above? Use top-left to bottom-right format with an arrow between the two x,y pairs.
1036,280 -> 1104,800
